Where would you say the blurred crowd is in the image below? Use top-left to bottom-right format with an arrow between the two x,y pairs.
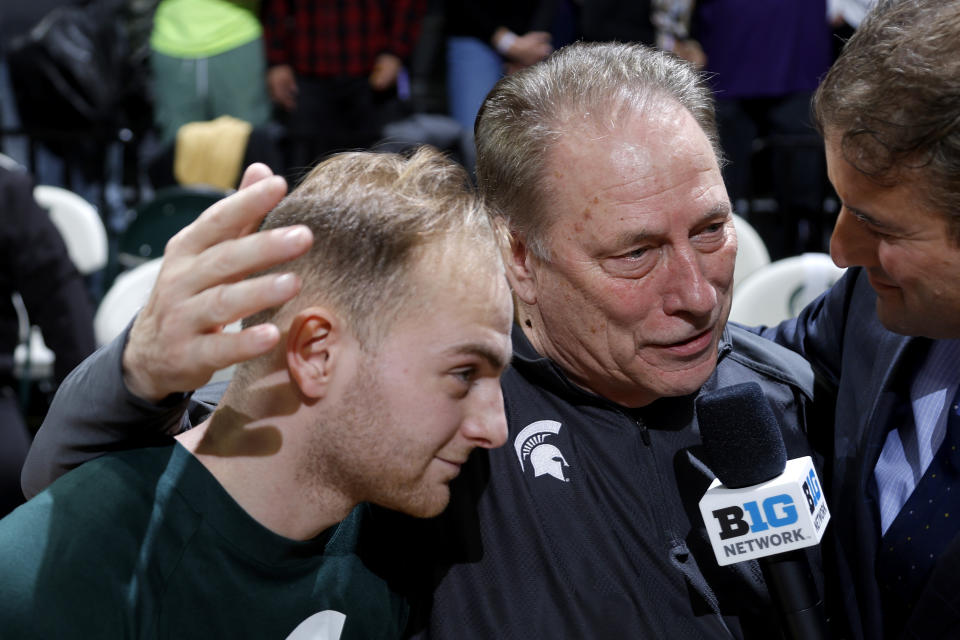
0,0 -> 869,516
2,2 -> 864,228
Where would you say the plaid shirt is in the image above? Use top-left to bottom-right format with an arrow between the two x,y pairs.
263,0 -> 426,77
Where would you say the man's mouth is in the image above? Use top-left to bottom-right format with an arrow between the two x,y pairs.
436,456 -> 466,474
660,328 -> 714,356
867,270 -> 898,292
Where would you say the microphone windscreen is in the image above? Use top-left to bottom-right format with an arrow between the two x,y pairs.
695,381 -> 787,488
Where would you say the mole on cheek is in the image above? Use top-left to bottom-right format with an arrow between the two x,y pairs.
575,207 -> 591,233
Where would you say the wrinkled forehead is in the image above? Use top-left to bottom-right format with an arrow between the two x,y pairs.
541,104 -> 722,226
553,94 -> 711,157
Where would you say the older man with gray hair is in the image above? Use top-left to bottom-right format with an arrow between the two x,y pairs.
395,40 -> 816,638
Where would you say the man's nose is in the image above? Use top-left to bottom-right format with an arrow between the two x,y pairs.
462,382 -> 508,449
662,247 -> 719,317
830,208 -> 877,269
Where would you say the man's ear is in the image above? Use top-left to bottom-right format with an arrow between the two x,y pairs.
502,231 -> 540,306
286,307 -> 344,400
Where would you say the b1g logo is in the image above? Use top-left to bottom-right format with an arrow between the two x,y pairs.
700,457 -> 830,565
712,470 -> 824,541
712,494 -> 797,540
801,468 -> 822,515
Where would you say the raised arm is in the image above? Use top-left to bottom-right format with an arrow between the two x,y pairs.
22,164 -> 313,496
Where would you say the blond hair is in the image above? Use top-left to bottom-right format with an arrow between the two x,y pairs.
242,146 -> 498,350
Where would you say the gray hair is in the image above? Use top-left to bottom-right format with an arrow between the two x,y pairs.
475,40 -> 721,258
814,0 -> 960,242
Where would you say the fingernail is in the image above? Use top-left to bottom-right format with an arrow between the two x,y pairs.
251,324 -> 280,348
275,273 -> 299,295
282,225 -> 312,246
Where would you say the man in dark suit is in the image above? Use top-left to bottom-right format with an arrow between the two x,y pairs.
759,1 -> 960,637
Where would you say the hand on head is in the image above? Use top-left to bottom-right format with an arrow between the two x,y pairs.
122,164 -> 313,402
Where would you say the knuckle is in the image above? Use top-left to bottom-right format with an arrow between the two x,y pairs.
206,283 -> 235,319
164,229 -> 187,255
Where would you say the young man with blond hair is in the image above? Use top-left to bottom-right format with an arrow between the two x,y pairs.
0,147 -> 513,639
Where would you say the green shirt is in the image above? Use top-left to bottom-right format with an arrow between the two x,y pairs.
150,0 -> 262,58
0,444 -> 408,639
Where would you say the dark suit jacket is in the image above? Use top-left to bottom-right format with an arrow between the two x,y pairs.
757,267 -> 959,639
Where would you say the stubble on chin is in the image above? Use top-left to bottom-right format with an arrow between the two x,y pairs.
298,372 -> 451,519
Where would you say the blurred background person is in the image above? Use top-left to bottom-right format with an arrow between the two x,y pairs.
442,0 -> 556,174
264,0 -> 427,183
149,0 -> 270,147
0,163 -> 95,517
691,0 -> 833,259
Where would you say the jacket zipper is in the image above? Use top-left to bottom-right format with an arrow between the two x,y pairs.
635,414 -> 651,446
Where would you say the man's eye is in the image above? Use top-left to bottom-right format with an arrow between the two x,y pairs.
603,246 -> 657,278
691,222 -> 728,251
451,367 -> 476,384
851,211 -> 893,240
694,222 -> 726,240
616,246 -> 650,261
867,225 -> 894,241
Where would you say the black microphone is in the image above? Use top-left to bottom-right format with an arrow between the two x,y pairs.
696,382 -> 831,640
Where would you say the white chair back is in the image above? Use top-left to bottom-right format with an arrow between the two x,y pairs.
94,258 -> 164,347
729,253 -> 845,327
33,185 -> 108,275
732,213 -> 771,288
